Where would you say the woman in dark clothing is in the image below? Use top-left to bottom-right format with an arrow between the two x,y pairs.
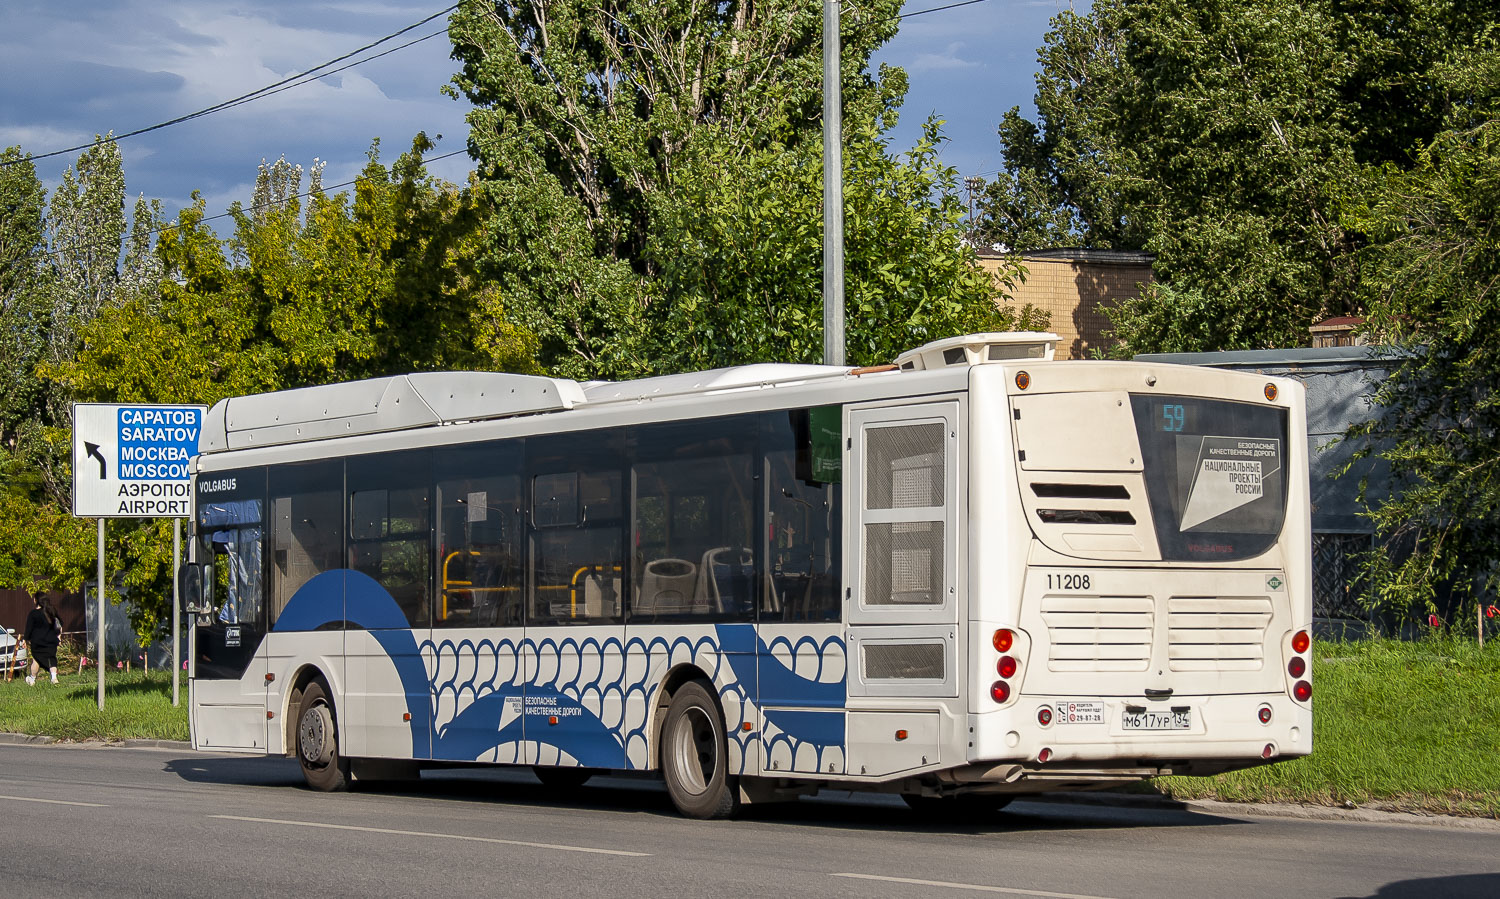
23,594 -> 61,685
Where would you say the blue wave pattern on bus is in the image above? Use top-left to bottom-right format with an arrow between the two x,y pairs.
273,570 -> 846,773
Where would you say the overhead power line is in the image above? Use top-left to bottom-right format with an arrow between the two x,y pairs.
5,0 -> 993,171
1,4 -> 459,168
209,30 -> 449,117
879,0 -> 991,25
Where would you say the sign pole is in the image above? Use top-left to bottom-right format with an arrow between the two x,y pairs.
172,518 -> 181,706
96,518 -> 105,711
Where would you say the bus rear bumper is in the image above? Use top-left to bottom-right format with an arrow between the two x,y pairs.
968,692 -> 1312,779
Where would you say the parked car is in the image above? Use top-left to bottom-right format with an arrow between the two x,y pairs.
2,627 -> 26,674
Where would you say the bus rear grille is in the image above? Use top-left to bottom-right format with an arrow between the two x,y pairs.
1167,597 -> 1273,671
1040,596 -> 1152,672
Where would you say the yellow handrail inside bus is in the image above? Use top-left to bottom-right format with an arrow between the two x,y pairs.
440,550 -> 479,620
440,549 -> 518,621
569,564 -> 622,618
463,559 -> 623,620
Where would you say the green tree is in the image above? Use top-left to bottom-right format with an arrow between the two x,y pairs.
0,147 -> 51,455
982,0 -> 1500,354
648,118 -> 1041,373
46,139 -> 535,643
45,137 -> 129,396
1344,31 -> 1500,620
0,138 -> 146,621
449,0 -> 1017,377
59,138 -> 534,410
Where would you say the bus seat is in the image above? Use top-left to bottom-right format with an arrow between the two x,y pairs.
641,558 -> 697,616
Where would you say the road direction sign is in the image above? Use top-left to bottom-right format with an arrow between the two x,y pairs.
72,403 -> 208,518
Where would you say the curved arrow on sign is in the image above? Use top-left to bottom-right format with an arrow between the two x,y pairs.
84,442 -> 107,479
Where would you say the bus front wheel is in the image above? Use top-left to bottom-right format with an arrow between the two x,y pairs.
660,680 -> 740,819
296,680 -> 350,792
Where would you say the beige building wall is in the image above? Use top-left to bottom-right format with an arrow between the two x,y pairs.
978,249 -> 1155,359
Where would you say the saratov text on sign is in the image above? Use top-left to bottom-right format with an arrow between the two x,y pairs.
114,407 -> 201,515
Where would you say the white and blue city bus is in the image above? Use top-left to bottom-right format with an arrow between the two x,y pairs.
180,332 -> 1313,819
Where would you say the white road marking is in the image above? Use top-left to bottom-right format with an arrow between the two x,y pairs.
210,815 -> 651,857
0,794 -> 109,807
831,872 -> 1118,899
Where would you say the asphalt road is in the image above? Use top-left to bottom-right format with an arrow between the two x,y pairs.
0,744 -> 1496,899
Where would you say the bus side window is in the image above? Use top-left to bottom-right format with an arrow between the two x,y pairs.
435,443 -> 524,629
766,410 -> 842,622
268,460 -> 343,627
528,436 -> 626,627
631,418 -> 756,623
348,450 -> 432,629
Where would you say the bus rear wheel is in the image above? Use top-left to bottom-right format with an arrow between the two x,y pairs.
296,680 -> 350,792
660,680 -> 740,819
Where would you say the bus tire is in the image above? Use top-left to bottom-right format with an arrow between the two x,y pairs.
660,680 -> 740,819
296,680 -> 350,792
533,766 -> 595,791
902,792 -> 1013,821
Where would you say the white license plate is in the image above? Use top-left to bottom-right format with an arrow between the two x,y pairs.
1122,709 -> 1191,731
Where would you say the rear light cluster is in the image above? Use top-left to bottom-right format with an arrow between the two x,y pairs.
991,628 -> 1019,705
1289,629 -> 1312,703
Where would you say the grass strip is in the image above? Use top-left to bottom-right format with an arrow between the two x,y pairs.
1150,636 -> 1500,817
0,670 -> 189,742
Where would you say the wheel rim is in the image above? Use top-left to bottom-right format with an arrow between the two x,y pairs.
670,706 -> 717,796
299,702 -> 335,766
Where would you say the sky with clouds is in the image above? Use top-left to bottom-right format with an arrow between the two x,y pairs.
0,0 -> 1074,221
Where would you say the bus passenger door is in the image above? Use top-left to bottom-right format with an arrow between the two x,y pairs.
265,462 -> 350,757
431,454 -> 528,765
345,452 -> 433,761
759,409 -> 847,777
192,468 -> 271,753
524,454 -> 627,772
843,402 -> 964,780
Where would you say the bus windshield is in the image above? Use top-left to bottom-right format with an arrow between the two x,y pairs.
1131,395 -> 1289,562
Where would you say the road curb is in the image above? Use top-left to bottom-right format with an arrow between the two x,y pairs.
1033,791 -> 1500,830
0,732 -> 191,750
0,732 -> 57,745
119,738 -> 193,750
1170,796 -> 1500,830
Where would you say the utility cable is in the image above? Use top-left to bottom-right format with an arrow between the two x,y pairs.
5,0 -> 992,170
1,4 -> 459,167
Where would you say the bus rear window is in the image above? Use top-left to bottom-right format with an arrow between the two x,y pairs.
1130,395 -> 1289,562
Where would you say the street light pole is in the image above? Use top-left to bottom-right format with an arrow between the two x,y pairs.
822,0 -> 845,367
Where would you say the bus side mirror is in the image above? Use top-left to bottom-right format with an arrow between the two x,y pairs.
179,562 -> 211,614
